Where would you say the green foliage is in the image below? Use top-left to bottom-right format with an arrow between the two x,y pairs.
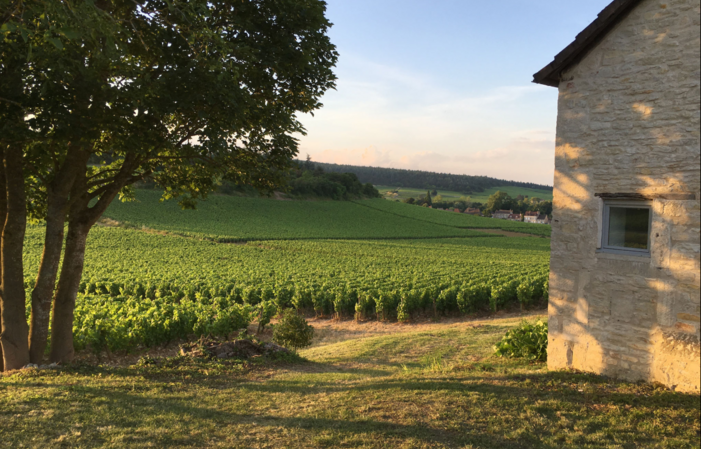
272,310 -> 315,351
256,300 -> 278,333
287,161 -> 381,200
73,295 -> 253,354
494,320 -> 548,362
22,223 -> 550,352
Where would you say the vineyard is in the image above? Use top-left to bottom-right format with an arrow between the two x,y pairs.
23,221 -> 550,354
356,199 -> 553,237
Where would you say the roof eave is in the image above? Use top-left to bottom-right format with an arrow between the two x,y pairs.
532,0 -> 644,88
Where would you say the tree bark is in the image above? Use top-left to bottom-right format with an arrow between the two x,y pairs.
0,146 -> 29,370
48,218 -> 89,364
48,155 -> 132,363
28,149 -> 83,363
0,148 -> 6,372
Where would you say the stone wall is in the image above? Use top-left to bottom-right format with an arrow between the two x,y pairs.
548,0 -> 700,392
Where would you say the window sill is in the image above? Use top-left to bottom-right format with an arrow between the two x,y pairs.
595,249 -> 651,262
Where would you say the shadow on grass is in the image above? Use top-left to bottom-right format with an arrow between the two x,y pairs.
5,382 -> 540,449
5,363 -> 698,448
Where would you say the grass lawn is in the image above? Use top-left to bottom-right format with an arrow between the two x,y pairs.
3,315 -> 698,448
375,185 -> 554,203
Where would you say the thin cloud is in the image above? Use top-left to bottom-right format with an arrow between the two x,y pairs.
298,55 -> 557,185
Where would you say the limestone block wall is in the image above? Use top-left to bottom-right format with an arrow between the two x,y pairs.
548,0 -> 700,392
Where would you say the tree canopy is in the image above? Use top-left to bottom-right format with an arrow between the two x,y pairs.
0,0 -> 337,370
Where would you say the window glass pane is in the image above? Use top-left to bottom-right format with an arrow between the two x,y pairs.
607,207 -> 650,249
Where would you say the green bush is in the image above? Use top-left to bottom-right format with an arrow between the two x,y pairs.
272,309 -> 315,351
355,292 -> 375,321
256,300 -> 277,332
493,320 -> 548,362
516,280 -> 536,309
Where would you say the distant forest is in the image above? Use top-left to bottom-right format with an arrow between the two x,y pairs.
311,162 -> 553,194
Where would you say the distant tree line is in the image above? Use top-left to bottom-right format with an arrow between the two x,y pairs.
404,190 -> 553,218
311,162 -> 553,194
138,158 -> 381,201
285,158 -> 381,200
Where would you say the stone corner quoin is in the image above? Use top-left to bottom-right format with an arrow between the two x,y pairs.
546,0 -> 701,393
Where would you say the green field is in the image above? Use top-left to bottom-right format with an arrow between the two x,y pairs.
4,315 -> 699,448
23,225 -> 550,353
105,190 -> 550,240
104,190 -> 487,242
376,185 -> 554,203
356,199 -> 552,237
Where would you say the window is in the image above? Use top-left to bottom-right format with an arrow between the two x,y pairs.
601,200 -> 652,256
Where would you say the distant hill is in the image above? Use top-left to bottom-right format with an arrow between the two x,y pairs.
310,162 -> 552,194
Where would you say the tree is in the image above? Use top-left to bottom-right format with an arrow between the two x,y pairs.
485,191 -> 512,214
0,0 -> 337,370
537,201 -> 553,216
425,190 -> 432,206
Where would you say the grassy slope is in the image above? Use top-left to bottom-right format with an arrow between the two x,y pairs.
375,185 -> 554,203
103,190 -> 488,241
3,316 -> 698,448
356,199 -> 552,237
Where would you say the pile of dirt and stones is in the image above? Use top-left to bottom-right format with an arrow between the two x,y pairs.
180,336 -> 291,360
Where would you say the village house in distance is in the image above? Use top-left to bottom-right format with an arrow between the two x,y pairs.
534,0 -> 700,392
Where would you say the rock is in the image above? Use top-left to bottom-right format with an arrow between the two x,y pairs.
23,363 -> 39,370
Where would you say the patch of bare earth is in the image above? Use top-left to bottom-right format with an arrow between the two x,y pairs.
306,309 -> 547,348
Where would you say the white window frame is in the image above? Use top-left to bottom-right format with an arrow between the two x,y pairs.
600,199 -> 652,257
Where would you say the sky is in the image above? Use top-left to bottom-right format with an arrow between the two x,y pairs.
295,0 -> 613,186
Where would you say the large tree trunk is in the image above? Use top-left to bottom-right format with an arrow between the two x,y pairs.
28,191 -> 67,363
48,153 -> 137,364
0,146 -> 29,370
28,150 -> 83,364
48,219 -> 89,364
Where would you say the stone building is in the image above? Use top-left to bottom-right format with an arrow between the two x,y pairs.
492,210 -> 513,220
524,211 -> 539,223
536,214 -> 551,225
533,0 -> 700,392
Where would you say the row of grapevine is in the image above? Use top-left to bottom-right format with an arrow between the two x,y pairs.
67,273 -> 548,353
23,225 -> 552,354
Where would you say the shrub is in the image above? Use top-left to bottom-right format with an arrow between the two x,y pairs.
333,289 -> 356,319
516,280 -> 536,309
436,286 -> 458,314
355,292 -> 375,321
272,309 -> 315,351
542,279 -> 549,301
256,300 -> 277,332
493,320 -> 548,362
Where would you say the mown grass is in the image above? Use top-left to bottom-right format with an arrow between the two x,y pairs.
2,316 -> 698,448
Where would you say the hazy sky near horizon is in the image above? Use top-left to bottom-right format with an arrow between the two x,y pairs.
295,0 -> 612,186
